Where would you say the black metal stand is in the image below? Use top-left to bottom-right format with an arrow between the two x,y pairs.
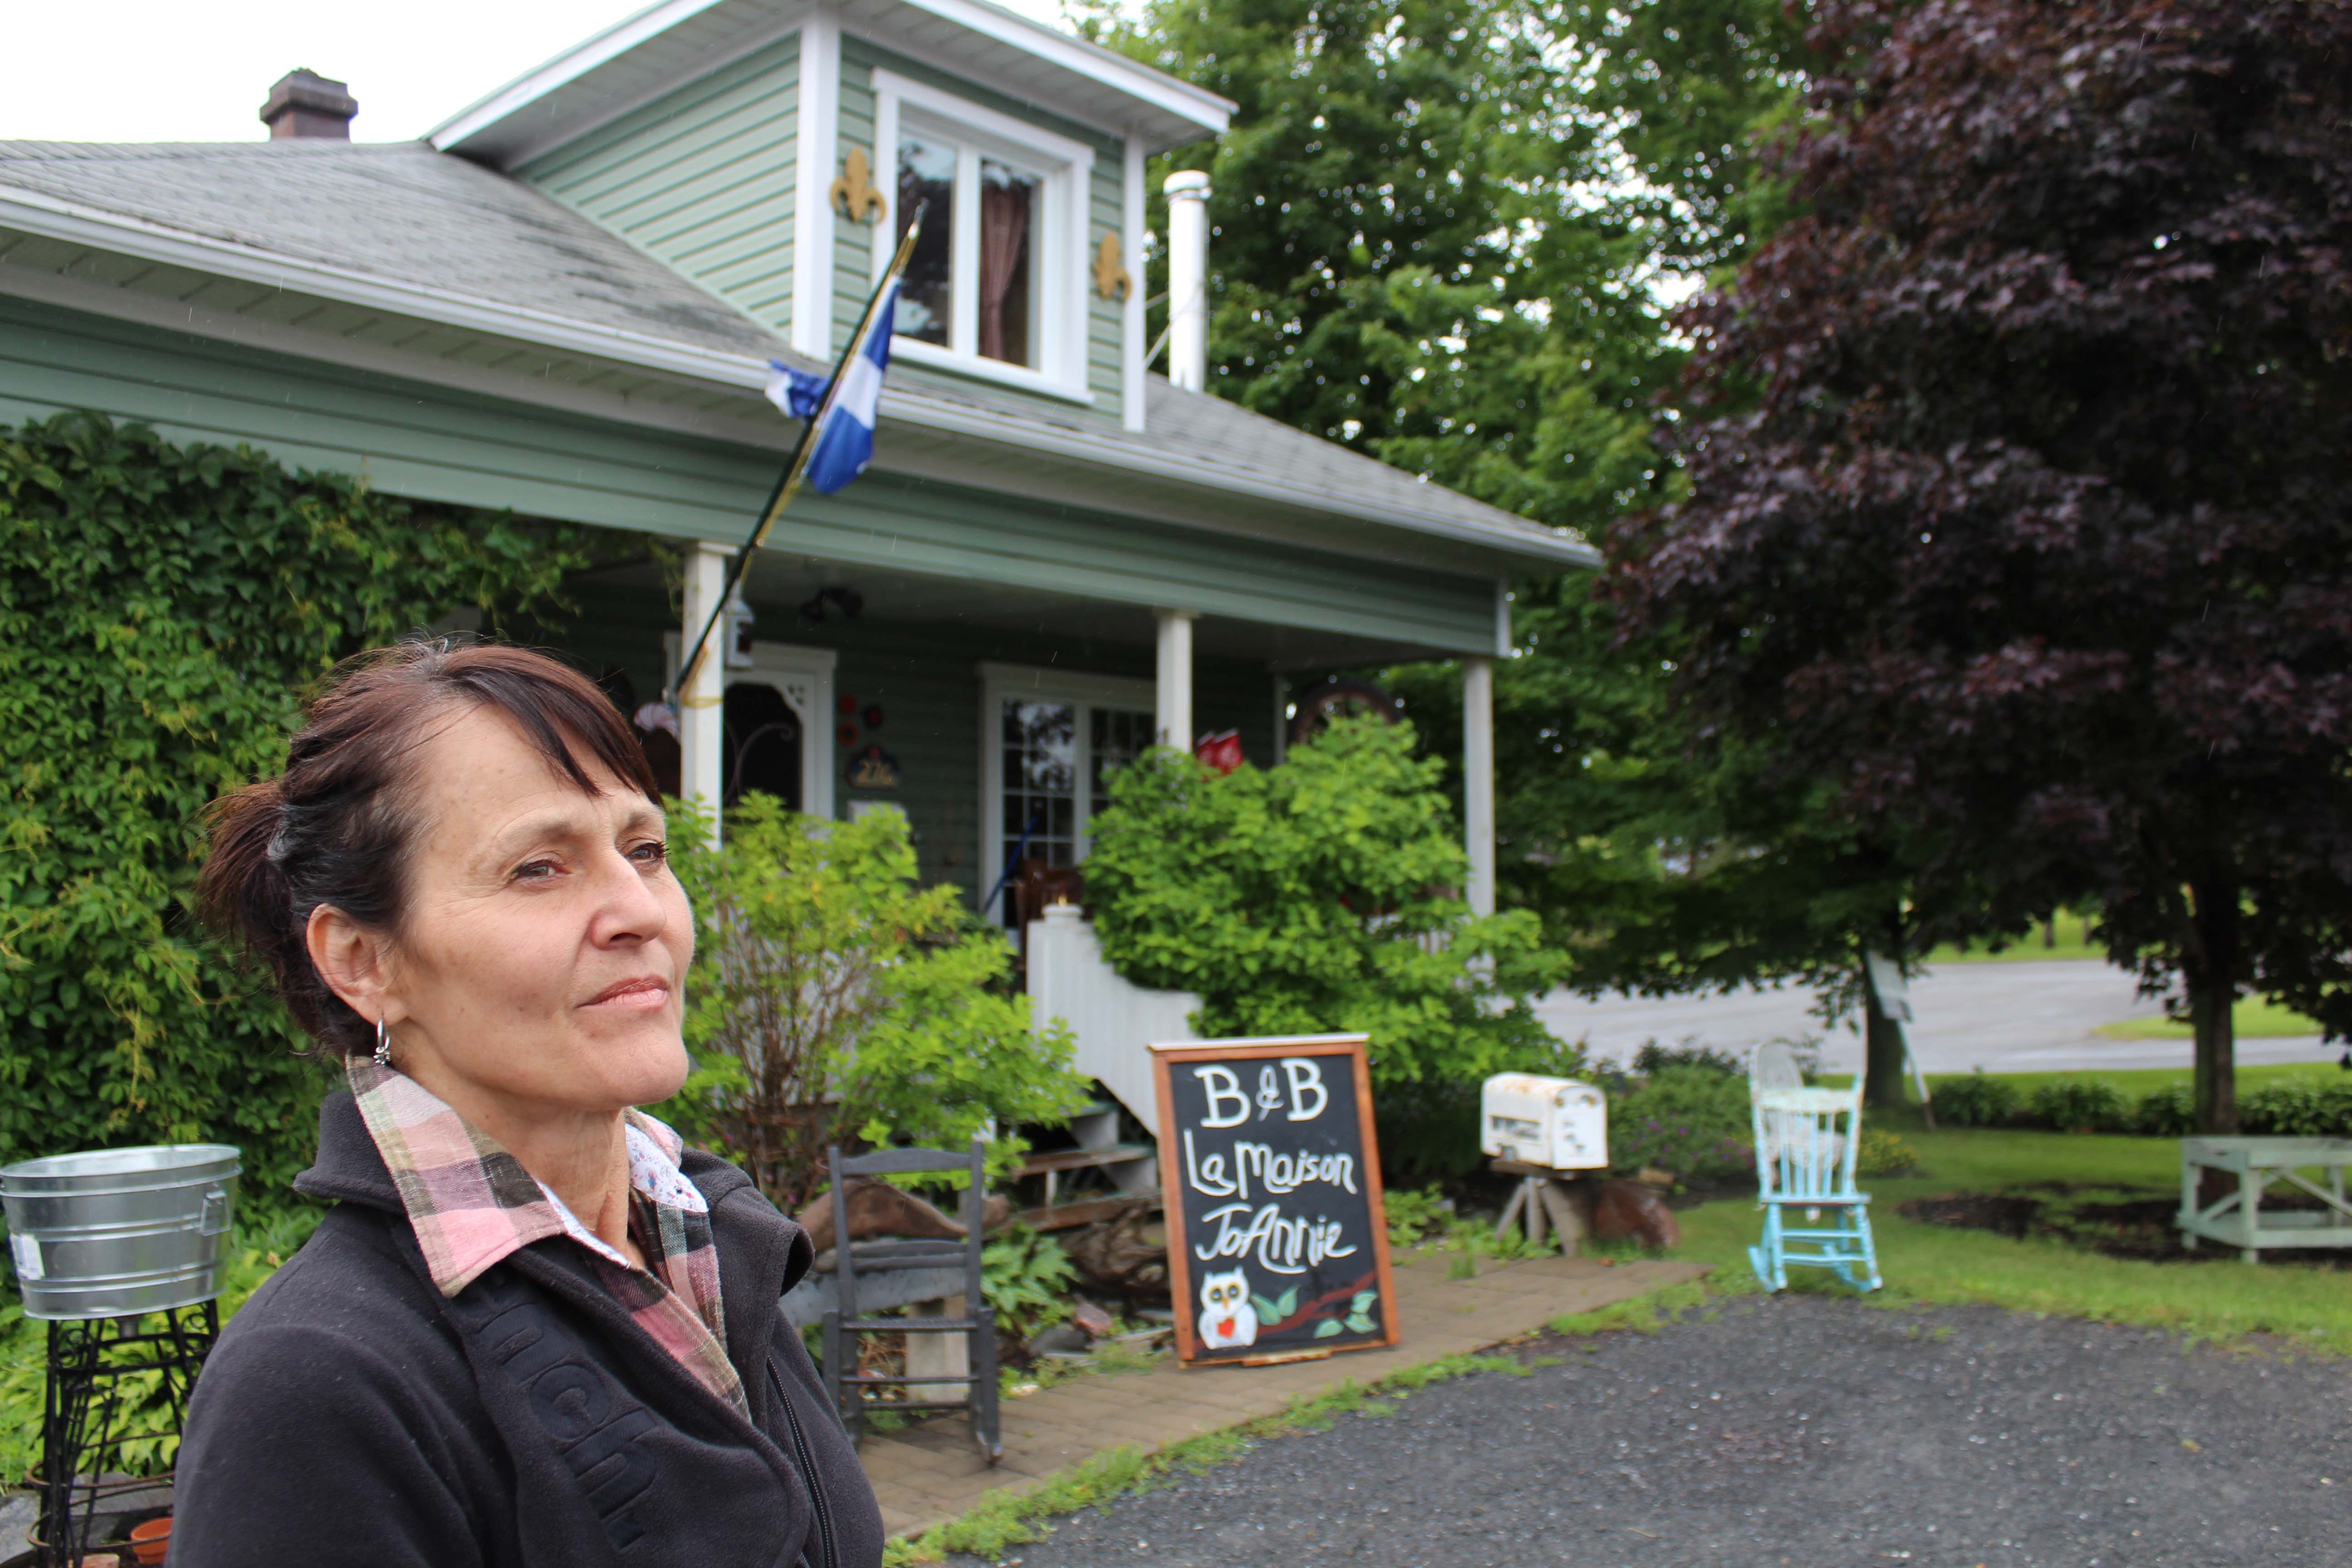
35,1303 -> 216,1568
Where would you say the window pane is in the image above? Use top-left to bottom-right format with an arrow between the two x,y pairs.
1000,701 -> 1077,897
1089,706 -> 1154,821
897,135 -> 956,347
977,160 -> 1039,367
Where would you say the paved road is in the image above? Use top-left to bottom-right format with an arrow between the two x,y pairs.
965,1296 -> 2351,1568
1534,960 -> 2331,1076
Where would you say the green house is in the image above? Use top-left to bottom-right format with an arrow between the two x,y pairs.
0,2 -> 1590,937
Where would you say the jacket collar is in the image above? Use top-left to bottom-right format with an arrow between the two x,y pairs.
296,1090 -> 813,1306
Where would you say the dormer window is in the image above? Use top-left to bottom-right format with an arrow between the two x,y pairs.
871,71 -> 1093,399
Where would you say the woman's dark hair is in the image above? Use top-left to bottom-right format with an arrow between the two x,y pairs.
199,639 -> 661,1057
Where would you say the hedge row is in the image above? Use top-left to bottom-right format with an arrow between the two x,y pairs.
1933,1072 -> 2352,1137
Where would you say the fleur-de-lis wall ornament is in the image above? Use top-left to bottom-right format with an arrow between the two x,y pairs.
830,147 -> 886,225
1093,231 -> 1132,302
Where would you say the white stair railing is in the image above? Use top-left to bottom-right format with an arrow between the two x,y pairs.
1026,904 -> 1199,1137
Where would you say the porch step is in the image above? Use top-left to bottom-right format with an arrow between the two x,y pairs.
1018,1139 -> 1158,1212
1012,1193 -> 1161,1232
1018,1142 -> 1155,1177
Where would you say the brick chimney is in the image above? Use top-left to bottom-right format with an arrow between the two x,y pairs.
259,70 -> 358,140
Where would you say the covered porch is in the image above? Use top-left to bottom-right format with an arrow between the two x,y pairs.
562,491 -> 1519,926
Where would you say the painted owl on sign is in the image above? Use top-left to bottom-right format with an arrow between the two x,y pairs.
1197,1269 -> 1259,1349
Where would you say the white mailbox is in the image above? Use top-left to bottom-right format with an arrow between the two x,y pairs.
1480,1073 -> 1609,1171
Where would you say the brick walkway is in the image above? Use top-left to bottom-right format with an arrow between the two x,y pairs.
858,1249 -> 1710,1539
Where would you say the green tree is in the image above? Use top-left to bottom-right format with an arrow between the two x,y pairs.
1084,718 -> 1573,1173
1091,0 -> 1811,538
1102,1 -> 1922,1069
0,412 -> 595,1192
658,794 -> 1088,1209
1609,0 -> 2352,1131
1390,569 -> 1923,1099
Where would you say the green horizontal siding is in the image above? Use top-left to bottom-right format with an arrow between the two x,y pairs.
0,297 -> 1497,652
522,35 -> 799,335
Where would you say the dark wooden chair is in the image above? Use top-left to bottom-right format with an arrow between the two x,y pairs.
820,1139 -> 1000,1460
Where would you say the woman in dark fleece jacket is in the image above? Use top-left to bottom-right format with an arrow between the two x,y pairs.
174,640 -> 883,1568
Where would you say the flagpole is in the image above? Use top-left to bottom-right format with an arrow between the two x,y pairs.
671,207 -> 928,705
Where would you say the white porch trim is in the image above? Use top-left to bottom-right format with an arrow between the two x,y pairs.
1463,655 -> 1496,917
790,11 -> 842,358
1154,608 -> 1195,750
677,542 -> 734,843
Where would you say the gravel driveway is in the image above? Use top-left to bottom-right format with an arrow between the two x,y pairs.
959,1296 -> 2351,1568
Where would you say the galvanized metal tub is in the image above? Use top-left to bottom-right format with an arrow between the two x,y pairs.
0,1145 -> 240,1320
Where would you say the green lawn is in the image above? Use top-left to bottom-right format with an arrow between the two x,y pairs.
1923,913 -> 2103,963
2094,997 -> 2324,1039
1647,1123 -> 2352,1356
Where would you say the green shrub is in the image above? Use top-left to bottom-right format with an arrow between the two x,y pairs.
1856,1128 -> 1919,1177
980,1224 -> 1077,1339
2024,1078 -> 2130,1133
659,793 -> 1088,1210
1383,1186 -> 1452,1249
1933,1070 -> 2019,1127
2132,1082 -> 2199,1137
1085,716 -> 1570,1179
2240,1078 -> 2352,1137
0,412 -> 594,1197
1608,1065 -> 1755,1181
1630,1038 -> 1746,1078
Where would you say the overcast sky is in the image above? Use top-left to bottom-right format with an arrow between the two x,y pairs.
2,0 -> 1075,144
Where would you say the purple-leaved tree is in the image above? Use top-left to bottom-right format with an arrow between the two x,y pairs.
1610,0 -> 2352,1132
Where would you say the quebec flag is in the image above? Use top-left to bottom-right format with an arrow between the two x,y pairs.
762,287 -> 896,495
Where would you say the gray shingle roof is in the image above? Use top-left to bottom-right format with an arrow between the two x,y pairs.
0,138 -> 1592,568
0,139 -> 770,358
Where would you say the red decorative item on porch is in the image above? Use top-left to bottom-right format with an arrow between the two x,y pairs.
838,692 -> 858,715
1193,730 -> 1243,775
862,703 -> 884,730
838,722 -> 858,747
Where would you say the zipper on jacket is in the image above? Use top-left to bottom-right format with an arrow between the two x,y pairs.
769,1358 -> 838,1568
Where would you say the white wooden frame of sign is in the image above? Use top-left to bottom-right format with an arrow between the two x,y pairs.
976,662 -> 1153,901
665,633 -> 837,819
868,69 -> 1096,402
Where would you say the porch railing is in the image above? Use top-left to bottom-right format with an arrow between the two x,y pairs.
1025,904 -> 1199,1133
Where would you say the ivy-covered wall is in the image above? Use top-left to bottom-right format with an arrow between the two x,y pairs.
0,412 -> 605,1198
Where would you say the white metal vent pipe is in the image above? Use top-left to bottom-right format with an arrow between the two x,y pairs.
1163,171 -> 1211,392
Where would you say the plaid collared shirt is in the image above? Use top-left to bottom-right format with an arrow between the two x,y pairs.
346,1058 -> 747,1416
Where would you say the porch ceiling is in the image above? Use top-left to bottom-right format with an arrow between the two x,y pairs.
579,553 -> 1466,671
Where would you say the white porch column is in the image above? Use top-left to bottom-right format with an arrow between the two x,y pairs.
679,541 -> 734,843
1155,608 -> 1195,750
1463,656 -> 1496,916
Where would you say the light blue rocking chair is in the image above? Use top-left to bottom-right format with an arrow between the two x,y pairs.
1747,1041 -> 1882,1292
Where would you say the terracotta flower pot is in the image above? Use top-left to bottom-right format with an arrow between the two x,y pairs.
129,1514 -> 172,1564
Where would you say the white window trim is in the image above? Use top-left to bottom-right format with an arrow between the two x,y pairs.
871,69 -> 1094,398
978,662 -> 1154,908
789,13 -> 840,359
664,633 -> 838,819
1121,131 -> 1146,432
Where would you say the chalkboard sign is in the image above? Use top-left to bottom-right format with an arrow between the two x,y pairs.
1150,1034 -> 1400,1366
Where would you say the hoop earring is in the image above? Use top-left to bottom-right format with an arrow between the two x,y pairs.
373,1016 -> 392,1070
